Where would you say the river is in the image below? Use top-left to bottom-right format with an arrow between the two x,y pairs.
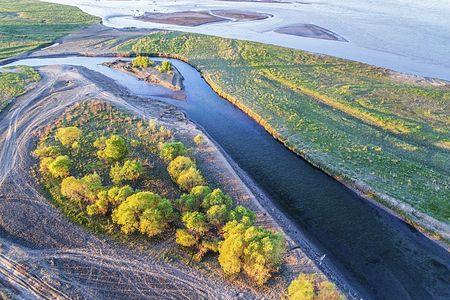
4,57 -> 450,299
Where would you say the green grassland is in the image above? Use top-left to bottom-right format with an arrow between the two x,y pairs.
0,65 -> 40,111
118,32 -> 450,225
0,0 -> 99,59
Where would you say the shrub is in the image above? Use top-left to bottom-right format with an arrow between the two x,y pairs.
167,156 -> 193,180
202,188 -> 233,210
55,126 -> 81,148
287,274 -> 315,300
176,167 -> 205,191
110,159 -> 143,184
97,135 -> 128,161
132,56 -> 153,68
228,205 -> 256,226
193,134 -> 204,145
157,60 -> 172,73
218,221 -> 286,285
176,228 -> 197,247
206,204 -> 229,227
112,191 -> 173,237
182,211 -> 209,235
160,142 -> 186,162
48,155 -> 71,178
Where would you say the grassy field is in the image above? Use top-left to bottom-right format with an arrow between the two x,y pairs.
0,65 -> 40,111
117,32 -> 450,225
0,0 -> 99,59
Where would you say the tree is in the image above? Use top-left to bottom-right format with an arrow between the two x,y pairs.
193,134 -> 204,145
48,155 -> 71,178
55,126 -> 81,148
159,142 -> 186,162
157,60 -> 172,73
182,211 -> 209,235
228,205 -> 256,226
206,204 -> 229,227
287,274 -> 315,300
112,191 -> 173,237
34,145 -> 59,158
107,185 -> 134,206
61,176 -> 85,202
176,167 -> 205,191
167,156 -> 193,180
202,188 -> 233,210
190,185 -> 211,200
132,56 -> 153,68
110,159 -> 143,184
97,135 -> 128,161
317,281 -> 342,300
175,193 -> 201,213
218,221 -> 286,285
80,173 -> 103,203
39,157 -> 54,175
175,229 -> 197,247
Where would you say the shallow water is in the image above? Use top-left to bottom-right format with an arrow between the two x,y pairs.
5,57 -> 450,299
42,0 -> 450,80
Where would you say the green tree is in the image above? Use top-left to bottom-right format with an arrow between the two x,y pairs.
202,188 -> 233,210
228,205 -> 256,226
107,185 -> 134,206
175,228 -> 197,247
48,155 -> 71,178
39,157 -> 54,175
159,142 -> 186,162
218,221 -> 285,285
167,156 -> 193,180
112,191 -> 174,237
34,145 -> 59,158
55,126 -> 81,148
80,173 -> 103,203
132,56 -> 153,68
287,274 -> 315,300
206,204 -> 229,227
61,176 -> 85,202
182,211 -> 209,235
190,185 -> 211,200
157,60 -> 172,73
176,167 -> 205,191
110,159 -> 143,184
98,135 -> 128,161
175,193 -> 201,213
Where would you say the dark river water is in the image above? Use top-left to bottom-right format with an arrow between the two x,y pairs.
5,57 -> 450,300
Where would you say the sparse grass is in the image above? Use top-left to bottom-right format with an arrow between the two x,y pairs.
118,32 -> 450,223
0,65 -> 40,111
0,0 -> 99,59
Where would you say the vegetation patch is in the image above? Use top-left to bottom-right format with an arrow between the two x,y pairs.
34,101 -> 291,286
117,32 -> 450,224
0,65 -> 40,111
0,0 -> 99,59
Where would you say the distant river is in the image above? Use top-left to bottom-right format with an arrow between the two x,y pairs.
42,0 -> 450,80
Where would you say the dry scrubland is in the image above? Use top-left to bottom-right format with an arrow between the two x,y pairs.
0,0 -> 98,59
117,32 -> 450,230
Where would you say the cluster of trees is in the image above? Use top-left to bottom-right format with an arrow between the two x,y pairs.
131,56 -> 153,69
157,60 -> 172,73
36,120 -> 286,287
287,274 -> 342,300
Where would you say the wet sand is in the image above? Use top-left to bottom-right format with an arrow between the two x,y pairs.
275,24 -> 348,41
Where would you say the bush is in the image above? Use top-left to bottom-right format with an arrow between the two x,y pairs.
175,228 -> 197,247
160,142 -> 187,162
206,204 -> 229,227
167,156 -> 194,180
110,159 -> 143,184
157,60 -> 172,73
202,188 -> 233,210
97,135 -> 128,161
55,126 -> 81,148
218,221 -> 286,285
287,274 -> 342,300
193,134 -> 204,145
112,191 -> 174,237
48,155 -> 71,178
228,205 -> 256,226
176,167 -> 205,191
132,56 -> 153,68
182,211 -> 209,235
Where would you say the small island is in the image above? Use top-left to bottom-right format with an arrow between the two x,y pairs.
104,56 -> 184,91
